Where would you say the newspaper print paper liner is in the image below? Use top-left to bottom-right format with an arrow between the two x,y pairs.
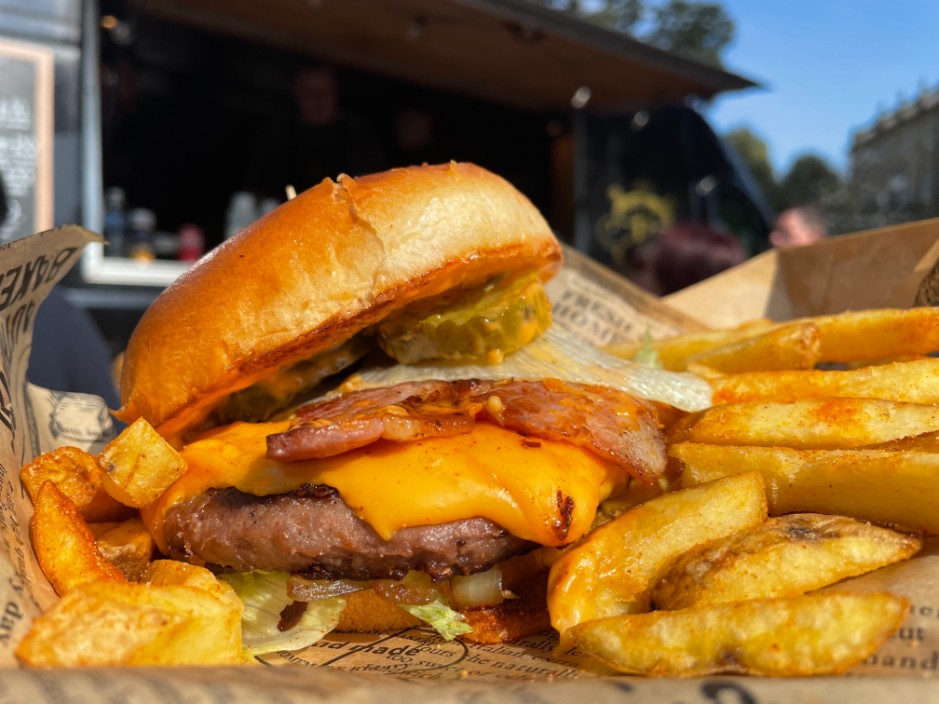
1,225 -> 938,702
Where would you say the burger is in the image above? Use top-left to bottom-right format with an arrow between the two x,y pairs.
116,162 -> 709,652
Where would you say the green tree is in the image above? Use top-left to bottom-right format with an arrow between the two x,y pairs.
531,1 -> 734,66
644,1 -> 734,66
584,0 -> 644,34
723,127 -> 778,210
777,154 -> 842,210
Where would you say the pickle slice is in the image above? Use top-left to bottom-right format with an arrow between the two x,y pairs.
215,334 -> 371,423
377,273 -> 552,364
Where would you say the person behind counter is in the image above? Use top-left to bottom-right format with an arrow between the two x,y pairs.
29,286 -> 121,410
244,64 -> 389,199
0,173 -> 120,409
635,221 -> 747,296
770,205 -> 828,249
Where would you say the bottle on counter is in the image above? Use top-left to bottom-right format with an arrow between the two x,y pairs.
259,197 -> 280,217
127,208 -> 157,263
177,223 -> 205,263
224,191 -> 258,240
102,187 -> 127,258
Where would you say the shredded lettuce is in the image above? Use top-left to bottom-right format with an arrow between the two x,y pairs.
221,570 -> 346,656
399,597 -> 473,641
632,329 -> 662,369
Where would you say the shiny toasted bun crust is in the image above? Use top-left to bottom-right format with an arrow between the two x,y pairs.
117,162 -> 561,436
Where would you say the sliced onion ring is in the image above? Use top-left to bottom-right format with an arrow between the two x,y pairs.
450,566 -> 504,608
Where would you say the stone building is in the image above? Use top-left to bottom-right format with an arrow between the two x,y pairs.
849,86 -> 939,226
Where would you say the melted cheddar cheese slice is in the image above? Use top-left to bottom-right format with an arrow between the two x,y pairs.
143,420 -> 623,554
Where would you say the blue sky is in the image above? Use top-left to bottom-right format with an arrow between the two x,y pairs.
704,1 -> 939,177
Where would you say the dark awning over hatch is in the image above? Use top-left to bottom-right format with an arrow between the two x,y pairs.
131,0 -> 759,111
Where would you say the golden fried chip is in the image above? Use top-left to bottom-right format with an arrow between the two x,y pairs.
709,358 -> 939,405
87,521 -> 121,538
570,591 -> 909,677
146,559 -> 242,612
673,440 -> 939,534
610,307 -> 939,371
98,417 -> 187,508
95,516 -> 155,582
30,481 -> 126,595
671,398 -> 939,449
807,307 -> 939,362
15,581 -> 246,666
20,446 -> 98,506
604,320 -> 775,370
19,446 -> 131,522
547,472 -> 767,644
684,322 -> 820,374
653,514 -> 922,609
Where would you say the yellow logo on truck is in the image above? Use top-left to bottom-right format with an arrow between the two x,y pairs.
595,183 -> 675,267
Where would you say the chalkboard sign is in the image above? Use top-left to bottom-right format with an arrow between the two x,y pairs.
0,37 -> 54,243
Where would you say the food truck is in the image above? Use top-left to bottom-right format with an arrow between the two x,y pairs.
0,0 -> 770,348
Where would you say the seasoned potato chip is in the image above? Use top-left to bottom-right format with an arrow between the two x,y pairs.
20,446 -> 99,506
30,481 -> 126,595
87,521 -> 121,538
604,320 -> 775,370
670,398 -> 939,449
653,514 -> 922,609
807,307 -> 939,362
674,441 -> 939,534
81,487 -> 137,523
95,516 -> 155,582
709,358 -> 939,405
547,472 -> 767,644
611,308 -> 939,371
98,417 -> 187,508
20,446 -> 131,522
571,591 -> 909,677
146,559 -> 242,612
683,321 -> 820,374
15,581 -> 246,666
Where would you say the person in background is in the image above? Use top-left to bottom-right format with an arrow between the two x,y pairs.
392,106 -> 446,166
245,64 -> 388,199
0,172 -> 119,407
29,287 -> 121,410
770,205 -> 828,249
639,221 -> 747,296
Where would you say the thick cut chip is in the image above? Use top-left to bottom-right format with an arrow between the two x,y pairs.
571,591 -> 909,677
671,398 -> 939,449
15,581 -> 245,666
21,446 -> 99,506
94,516 -> 155,582
608,308 -> 939,371
683,322 -> 820,374
146,559 -> 243,612
98,417 -> 188,507
547,472 -> 767,644
604,321 -> 775,370
673,439 -> 939,534
20,445 -> 130,522
30,481 -> 126,595
653,513 -> 922,609
807,307 -> 939,362
709,358 -> 939,406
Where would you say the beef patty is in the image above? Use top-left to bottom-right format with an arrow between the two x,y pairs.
162,485 -> 535,580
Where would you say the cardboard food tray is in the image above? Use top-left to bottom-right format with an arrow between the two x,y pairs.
1,221 -> 938,703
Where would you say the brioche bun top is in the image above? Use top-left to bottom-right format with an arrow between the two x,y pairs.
117,162 -> 561,436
